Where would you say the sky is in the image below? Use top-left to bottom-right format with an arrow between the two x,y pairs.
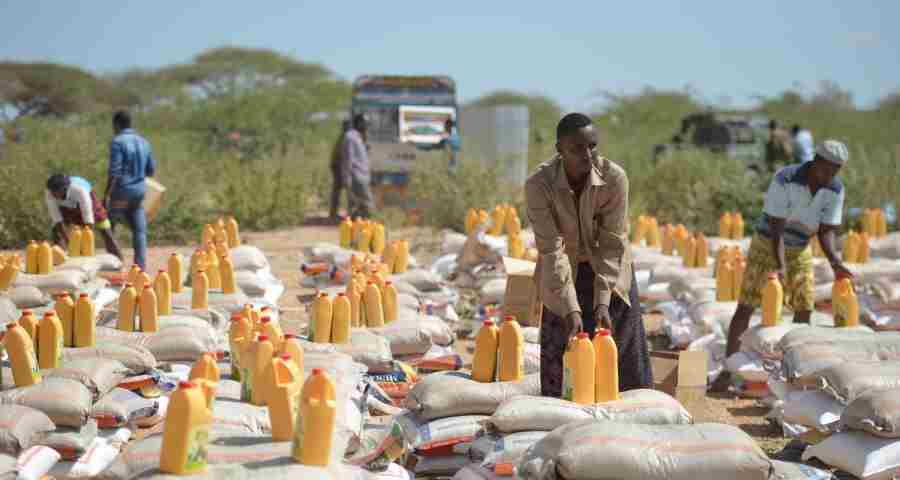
1,1 -> 897,110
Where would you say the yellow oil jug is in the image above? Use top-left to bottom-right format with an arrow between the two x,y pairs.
204,246 -> 221,290
695,233 -> 709,268
37,241 -> 53,275
19,310 -> 39,351
189,352 -> 220,382
593,328 -> 619,402
471,320 -> 499,383
117,283 -> 138,331
292,368 -> 337,466
190,249 -> 206,278
220,255 -> 237,294
645,217 -> 660,248
265,354 -> 301,441
349,287 -> 362,328
54,293 -> 75,347
731,212 -> 744,240
682,236 -> 697,268
229,312 -> 251,381
716,261 -> 735,302
5,323 -> 41,387
260,316 -> 284,351
372,223 -> 386,256
877,209 -> 888,238
858,232 -> 871,264
74,293 -> 95,347
465,209 -> 479,235
569,332 -> 596,405
51,245 -> 66,266
0,255 -> 19,289
226,216 -> 241,248
357,225 -> 373,253
761,273 -> 783,327
250,335 -> 275,406
192,270 -> 209,310
394,240 -> 410,274
719,212 -> 733,239
509,232 -> 525,259
139,285 -> 158,333
339,217 -> 353,249
279,335 -> 305,384
382,281 -> 398,324
364,281 -> 384,328
844,231 -> 860,263
506,206 -> 521,236
382,242 -> 397,273
25,241 -> 39,274
159,381 -> 212,475
632,215 -> 647,246
155,270 -> 172,316
68,228 -> 82,258
488,206 -> 506,236
201,224 -> 215,246
497,316 -> 524,382
80,227 -> 95,257
833,277 -> 860,327
38,311 -> 63,370
311,293 -> 333,343
331,293 -> 351,344
214,219 -> 227,245
733,259 -> 746,300
661,225 -> 674,256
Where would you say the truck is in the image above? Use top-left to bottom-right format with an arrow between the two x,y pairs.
652,111 -> 770,173
350,75 -> 458,209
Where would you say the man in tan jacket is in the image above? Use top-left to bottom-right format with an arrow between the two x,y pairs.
525,113 -> 652,398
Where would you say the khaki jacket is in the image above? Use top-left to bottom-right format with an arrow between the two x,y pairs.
524,155 -> 632,318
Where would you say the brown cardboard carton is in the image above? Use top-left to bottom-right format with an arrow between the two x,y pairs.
501,257 -> 542,327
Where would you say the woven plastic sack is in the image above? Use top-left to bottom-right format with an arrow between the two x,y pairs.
780,334 -> 900,383
411,454 -> 470,477
739,324 -> 803,359
36,419 -> 97,460
404,373 -> 540,421
840,387 -> 900,439
518,420 -> 772,480
91,388 -> 159,429
0,378 -> 91,427
5,287 -> 49,309
11,270 -> 87,294
96,325 -> 218,362
781,390 -> 845,432
468,430 -> 548,471
337,329 -> 393,374
230,245 -> 269,272
43,358 -> 129,401
396,413 -> 488,451
803,431 -> 900,480
813,361 -> 900,404
769,460 -> 834,480
0,405 -> 55,454
63,344 -> 157,375
389,269 -> 443,293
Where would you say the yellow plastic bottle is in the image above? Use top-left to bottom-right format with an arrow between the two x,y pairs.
833,278 -> 860,328
381,242 -> 397,273
189,352 -> 220,382
5,324 -> 41,387
661,225 -> 674,256
38,311 -> 64,370
117,283 -> 138,332
204,246 -> 221,290
190,249 -> 207,278
37,241 -> 53,275
844,231 -> 860,264
731,212 -> 744,240
311,293 -> 333,343
858,232 -> 871,264
733,260 -> 746,301
292,368 -> 337,466
570,332 -> 597,405
593,328 -> 619,402
471,320 -> 499,383
382,281 -> 398,324
249,335 -> 274,406
79,226 -> 94,257
67,227 -> 82,258
74,293 -> 95,347
260,316 -> 284,351
393,240 -> 409,274
478,209 -> 489,230
719,212 -> 733,239
694,233 -> 709,268
53,293 -> 75,347
19,310 -> 39,351
201,224 -> 215,246
682,236 -> 697,268
139,284 -> 159,333
226,216 -> 241,248
215,240 -> 229,261
228,312 -> 252,381
220,255 -> 237,294
372,223 -> 386,256
51,245 -> 66,265
364,281 -> 384,328
160,381 -> 212,475
715,261 -> 734,301
279,334 -> 305,384
357,225 -> 373,254
645,217 -> 660,248
25,241 -> 38,274
331,293 -> 351,344
339,217 -> 353,249
265,354 -> 301,441
348,287 -> 362,328
164,255 -> 182,295
488,206 -> 506,236
497,316 -> 524,382
192,270 -> 209,310
632,215 -> 647,246
155,270 -> 172,316
214,219 -> 227,245
0,255 -> 19,289
506,207 -> 522,236
126,265 -> 140,288
509,232 -> 525,259
877,209 -> 888,238
465,209 -> 478,235
761,273 -> 784,327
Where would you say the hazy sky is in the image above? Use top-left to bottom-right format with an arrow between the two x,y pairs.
1,1 -> 896,109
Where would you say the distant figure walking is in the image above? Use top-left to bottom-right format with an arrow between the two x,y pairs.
791,124 -> 814,163
765,120 -> 793,173
329,119 -> 352,220
104,110 -> 156,270
341,114 -> 374,219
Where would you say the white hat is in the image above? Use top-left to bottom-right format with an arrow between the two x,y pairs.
816,140 -> 849,166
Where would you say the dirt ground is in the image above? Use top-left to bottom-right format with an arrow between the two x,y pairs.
124,222 -> 791,456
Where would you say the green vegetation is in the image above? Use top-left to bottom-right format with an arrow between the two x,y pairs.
0,48 -> 897,248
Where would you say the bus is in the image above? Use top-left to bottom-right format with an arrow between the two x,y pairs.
350,75 -> 458,208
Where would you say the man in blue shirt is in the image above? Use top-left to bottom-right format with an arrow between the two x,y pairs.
103,111 -> 156,270
715,140 -> 853,392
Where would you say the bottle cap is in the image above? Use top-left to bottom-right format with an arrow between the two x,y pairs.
43,311 -> 55,318
258,335 -> 269,342
280,354 -> 292,361
7,324 -> 18,330
260,317 -> 271,324
21,310 -> 32,315
79,293 -> 88,298
767,273 -> 779,280
338,292 -> 346,297
577,332 -> 589,339
311,368 -> 323,375
158,269 -> 166,273
124,283 -> 133,288
179,381 -> 195,389
261,306 -> 271,312
318,292 -> 328,298
385,281 -> 393,286
230,312 -> 244,320
596,328 -> 611,337
503,315 -> 516,322
483,320 -> 494,326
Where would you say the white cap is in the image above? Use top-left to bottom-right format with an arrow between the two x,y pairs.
815,140 -> 849,166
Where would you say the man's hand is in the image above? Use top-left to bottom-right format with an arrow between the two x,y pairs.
775,268 -> 787,285
595,305 -> 612,332
563,311 -> 583,342
831,261 -> 854,281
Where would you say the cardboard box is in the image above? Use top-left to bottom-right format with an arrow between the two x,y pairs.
143,178 -> 166,223
501,257 -> 542,327
649,350 -> 707,415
